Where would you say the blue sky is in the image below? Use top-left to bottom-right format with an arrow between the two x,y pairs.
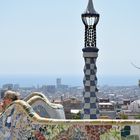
0,0 -> 140,85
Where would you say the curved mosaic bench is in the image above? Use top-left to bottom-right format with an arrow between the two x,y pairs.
0,100 -> 140,139
24,92 -> 48,102
24,92 -> 65,119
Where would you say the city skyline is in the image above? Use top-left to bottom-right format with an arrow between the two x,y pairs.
0,0 -> 140,85
0,75 -> 139,87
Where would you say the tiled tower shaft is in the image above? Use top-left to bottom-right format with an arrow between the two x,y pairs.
82,26 -> 100,119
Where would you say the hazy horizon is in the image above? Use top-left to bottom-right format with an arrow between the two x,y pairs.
0,74 -> 139,87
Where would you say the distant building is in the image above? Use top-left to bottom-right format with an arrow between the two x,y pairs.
98,97 -> 117,119
129,100 -> 140,113
56,78 -> 61,88
59,85 -> 68,92
53,97 -> 82,119
46,85 -> 56,93
108,94 -> 115,101
62,98 -> 82,119
2,84 -> 13,90
99,102 -> 116,119
99,98 -> 110,103
123,99 -> 131,106
13,84 -> 20,90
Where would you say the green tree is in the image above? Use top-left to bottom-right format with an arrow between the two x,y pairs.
119,113 -> 128,119
72,111 -> 81,119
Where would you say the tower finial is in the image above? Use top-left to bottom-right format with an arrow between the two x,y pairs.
85,0 -> 98,15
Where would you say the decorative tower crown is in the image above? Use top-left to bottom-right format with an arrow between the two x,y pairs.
82,0 -> 99,26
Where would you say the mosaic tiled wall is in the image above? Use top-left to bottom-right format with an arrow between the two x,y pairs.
0,100 -> 140,140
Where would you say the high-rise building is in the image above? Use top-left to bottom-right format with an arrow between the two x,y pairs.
56,78 -> 61,88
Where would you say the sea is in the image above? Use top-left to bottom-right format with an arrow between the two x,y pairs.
0,75 -> 139,88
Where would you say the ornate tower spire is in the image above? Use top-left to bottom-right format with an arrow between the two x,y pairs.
81,0 -> 100,119
85,0 -> 99,15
